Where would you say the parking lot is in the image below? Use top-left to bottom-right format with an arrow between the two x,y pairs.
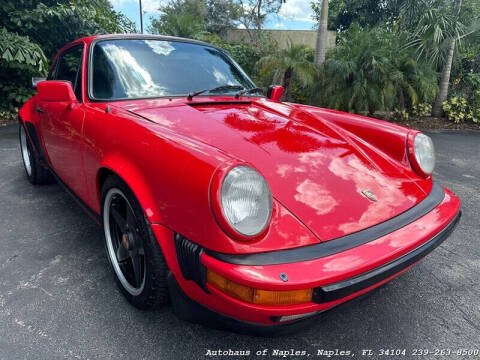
0,124 -> 478,359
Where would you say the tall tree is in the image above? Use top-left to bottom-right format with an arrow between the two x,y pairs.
236,0 -> 286,45
149,0 -> 206,38
314,0 -> 328,65
149,0 -> 240,38
312,0 -> 402,32
205,0 -> 241,36
402,0 -> 480,116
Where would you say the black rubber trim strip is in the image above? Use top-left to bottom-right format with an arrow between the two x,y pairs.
174,234 -> 208,292
205,183 -> 445,265
23,119 -> 47,164
313,210 -> 461,303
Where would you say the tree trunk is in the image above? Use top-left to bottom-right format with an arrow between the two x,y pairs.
256,0 -> 263,30
432,38 -> 456,117
282,67 -> 293,102
314,0 -> 329,66
272,69 -> 281,84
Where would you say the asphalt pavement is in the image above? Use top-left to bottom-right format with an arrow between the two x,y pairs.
0,124 -> 478,359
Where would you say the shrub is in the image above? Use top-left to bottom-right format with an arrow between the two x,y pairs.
392,108 -> 410,122
442,96 -> 479,123
312,25 -> 438,115
0,110 -> 17,123
412,103 -> 432,118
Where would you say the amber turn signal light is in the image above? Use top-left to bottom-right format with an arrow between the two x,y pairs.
206,269 -> 313,305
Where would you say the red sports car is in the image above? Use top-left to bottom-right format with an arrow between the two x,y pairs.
19,34 -> 461,334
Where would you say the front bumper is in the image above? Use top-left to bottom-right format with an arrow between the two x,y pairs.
154,184 -> 461,332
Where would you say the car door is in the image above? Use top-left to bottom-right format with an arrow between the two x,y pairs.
37,44 -> 89,203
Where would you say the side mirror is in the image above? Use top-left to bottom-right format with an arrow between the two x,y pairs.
37,81 -> 77,103
267,85 -> 284,102
32,77 -> 46,89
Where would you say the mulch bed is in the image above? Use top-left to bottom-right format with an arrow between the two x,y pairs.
0,117 -> 17,127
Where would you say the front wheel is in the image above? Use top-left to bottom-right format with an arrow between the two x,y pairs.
101,175 -> 169,309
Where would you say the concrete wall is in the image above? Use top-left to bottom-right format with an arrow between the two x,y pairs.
226,29 -> 336,50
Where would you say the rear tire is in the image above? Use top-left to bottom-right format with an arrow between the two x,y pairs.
101,175 -> 169,309
19,123 -> 54,185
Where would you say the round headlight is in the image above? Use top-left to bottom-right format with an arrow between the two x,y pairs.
220,166 -> 272,237
414,133 -> 435,175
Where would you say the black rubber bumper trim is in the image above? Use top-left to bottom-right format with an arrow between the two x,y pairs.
174,233 -> 208,291
206,183 -> 446,266
313,210 -> 461,303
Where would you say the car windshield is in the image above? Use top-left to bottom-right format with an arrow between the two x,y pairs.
90,39 -> 258,100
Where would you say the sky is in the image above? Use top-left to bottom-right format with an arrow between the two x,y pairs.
109,0 -> 316,33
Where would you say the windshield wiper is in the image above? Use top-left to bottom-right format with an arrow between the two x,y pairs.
235,87 -> 264,99
187,85 -> 245,100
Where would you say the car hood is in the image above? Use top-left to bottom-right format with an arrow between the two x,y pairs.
119,98 -> 430,242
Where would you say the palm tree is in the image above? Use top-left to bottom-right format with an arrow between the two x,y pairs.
313,25 -> 438,115
258,40 -> 318,101
403,0 -> 480,116
314,0 -> 329,66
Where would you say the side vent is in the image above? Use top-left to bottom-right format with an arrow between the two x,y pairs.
174,233 -> 207,291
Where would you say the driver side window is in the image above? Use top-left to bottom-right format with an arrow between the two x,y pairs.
53,45 -> 84,102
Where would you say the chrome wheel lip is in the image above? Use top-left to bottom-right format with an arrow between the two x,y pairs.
20,126 -> 32,176
103,188 -> 146,296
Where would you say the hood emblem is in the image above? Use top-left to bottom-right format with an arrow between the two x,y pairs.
361,189 -> 378,202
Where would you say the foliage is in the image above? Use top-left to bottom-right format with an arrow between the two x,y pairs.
392,108 -> 410,122
0,110 -> 17,123
0,28 -> 48,74
0,29 -> 47,111
312,25 -> 438,114
149,0 -> 241,38
0,0 -> 134,112
205,0 -> 242,36
257,41 -> 317,101
403,5 -> 465,69
442,96 -> 478,123
235,0 -> 286,46
312,0 -> 402,32
237,0 -> 286,31
9,2 -> 135,58
223,43 -> 263,77
412,102 -> 432,117
401,0 -> 480,116
0,82 -> 36,112
149,0 -> 205,38
195,34 -> 263,79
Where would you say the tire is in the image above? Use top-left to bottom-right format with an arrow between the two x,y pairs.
101,175 -> 169,309
19,123 -> 54,185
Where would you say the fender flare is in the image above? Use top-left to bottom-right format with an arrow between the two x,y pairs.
97,153 -> 166,226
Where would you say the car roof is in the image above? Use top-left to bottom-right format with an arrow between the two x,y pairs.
69,34 -> 220,50
52,34 -> 224,68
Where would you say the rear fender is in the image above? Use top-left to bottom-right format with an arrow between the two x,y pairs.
18,96 -> 47,162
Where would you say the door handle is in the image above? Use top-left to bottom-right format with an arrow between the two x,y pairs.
35,107 -> 44,113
